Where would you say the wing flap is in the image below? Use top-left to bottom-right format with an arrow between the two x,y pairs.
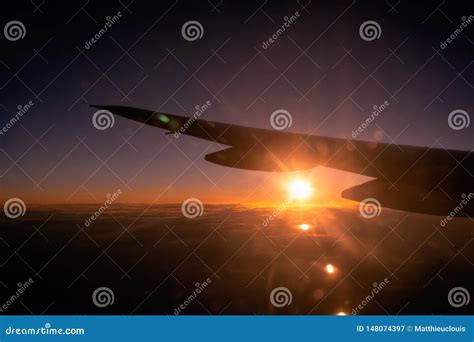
205,146 -> 320,172
342,179 -> 473,216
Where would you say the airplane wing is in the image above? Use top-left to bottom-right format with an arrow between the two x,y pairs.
92,105 -> 473,216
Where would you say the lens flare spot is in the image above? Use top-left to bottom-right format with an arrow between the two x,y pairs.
326,264 -> 335,274
299,223 -> 310,230
158,114 -> 170,123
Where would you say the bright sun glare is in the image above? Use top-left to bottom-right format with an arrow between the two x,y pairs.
288,179 -> 313,200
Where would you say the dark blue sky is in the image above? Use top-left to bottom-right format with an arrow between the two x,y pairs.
0,0 -> 472,203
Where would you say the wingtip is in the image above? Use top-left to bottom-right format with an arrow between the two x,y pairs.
90,104 -> 106,110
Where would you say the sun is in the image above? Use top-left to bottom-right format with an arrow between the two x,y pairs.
288,179 -> 313,200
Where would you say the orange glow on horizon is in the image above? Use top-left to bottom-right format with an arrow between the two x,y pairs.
3,168 -> 370,206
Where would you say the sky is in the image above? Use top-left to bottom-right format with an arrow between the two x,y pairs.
0,0 -> 473,204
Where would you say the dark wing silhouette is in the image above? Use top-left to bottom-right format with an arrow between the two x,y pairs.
92,105 -> 474,217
